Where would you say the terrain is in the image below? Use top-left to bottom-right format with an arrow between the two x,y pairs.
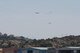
0,32 -> 80,48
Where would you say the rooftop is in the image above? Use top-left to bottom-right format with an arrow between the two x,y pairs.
67,47 -> 80,49
57,47 -> 80,50
31,47 -> 51,50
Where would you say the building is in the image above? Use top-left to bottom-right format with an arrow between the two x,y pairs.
0,48 -> 17,53
47,48 -> 56,53
56,47 -> 80,53
26,47 -> 48,53
17,48 -> 27,53
17,47 -> 56,53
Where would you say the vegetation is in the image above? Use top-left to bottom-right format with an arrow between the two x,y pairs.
0,32 -> 80,48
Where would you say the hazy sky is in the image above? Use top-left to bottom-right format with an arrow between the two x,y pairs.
0,0 -> 80,39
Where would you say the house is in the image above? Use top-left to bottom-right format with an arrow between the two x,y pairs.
56,47 -> 80,53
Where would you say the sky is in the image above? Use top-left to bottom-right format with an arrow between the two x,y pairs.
0,0 -> 80,39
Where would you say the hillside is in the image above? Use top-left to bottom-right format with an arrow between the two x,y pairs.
0,32 -> 80,48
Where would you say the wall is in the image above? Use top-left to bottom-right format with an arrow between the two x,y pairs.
33,50 -> 39,53
3,48 -> 17,53
48,48 -> 56,53
22,49 -> 27,53
39,50 -> 47,53
17,49 -> 22,53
